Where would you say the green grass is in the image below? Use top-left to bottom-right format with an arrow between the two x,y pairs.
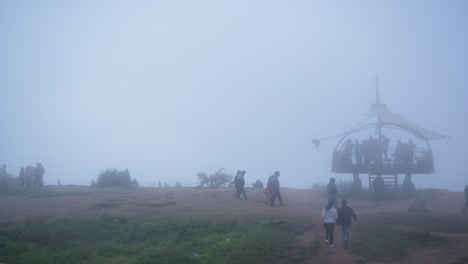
352,212 -> 468,261
0,215 -> 305,264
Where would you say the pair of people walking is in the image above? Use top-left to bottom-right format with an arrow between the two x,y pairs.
264,171 -> 284,206
321,199 -> 357,249
233,170 -> 248,200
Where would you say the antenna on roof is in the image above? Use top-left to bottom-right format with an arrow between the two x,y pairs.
376,76 -> 380,105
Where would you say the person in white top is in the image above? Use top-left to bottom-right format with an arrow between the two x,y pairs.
322,201 -> 338,247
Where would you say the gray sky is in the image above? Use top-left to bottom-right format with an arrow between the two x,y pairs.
1,0 -> 467,190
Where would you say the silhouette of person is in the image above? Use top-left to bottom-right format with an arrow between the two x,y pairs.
33,163 -> 45,190
394,140 -> 403,167
382,135 -> 390,160
327,178 -> 339,208
336,199 -> 357,249
354,140 -> 363,166
234,170 -> 248,199
270,171 -> 284,206
372,175 -> 385,206
0,164 -> 6,177
322,201 -> 338,248
19,167 -> 25,188
462,185 -> 468,214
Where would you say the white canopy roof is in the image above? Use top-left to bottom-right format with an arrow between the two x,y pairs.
368,104 -> 449,141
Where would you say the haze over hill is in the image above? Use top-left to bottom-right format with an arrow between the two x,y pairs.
0,1 -> 467,190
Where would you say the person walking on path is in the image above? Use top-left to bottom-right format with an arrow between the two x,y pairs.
336,199 -> 358,249
270,171 -> 284,206
327,178 -> 339,208
461,185 -> 468,214
234,170 -> 248,200
322,201 -> 338,248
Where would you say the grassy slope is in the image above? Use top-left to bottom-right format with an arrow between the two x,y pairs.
352,212 -> 468,262
0,215 -> 305,264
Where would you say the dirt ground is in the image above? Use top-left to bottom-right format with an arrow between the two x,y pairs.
1,186 -> 467,264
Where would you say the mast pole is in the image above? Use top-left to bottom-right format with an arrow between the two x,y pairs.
376,77 -> 383,161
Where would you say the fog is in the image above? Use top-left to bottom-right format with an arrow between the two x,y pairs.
1,1 -> 467,191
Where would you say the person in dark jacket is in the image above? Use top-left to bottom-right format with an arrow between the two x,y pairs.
270,171 -> 284,206
234,170 -> 248,200
33,163 -> 45,190
373,175 -> 385,206
336,199 -> 358,249
327,178 -> 338,208
461,185 -> 468,214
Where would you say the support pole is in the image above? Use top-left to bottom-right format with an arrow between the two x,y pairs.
352,172 -> 362,194
403,173 -> 415,195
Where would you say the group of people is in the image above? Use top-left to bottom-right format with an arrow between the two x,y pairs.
263,171 -> 284,206
0,163 -> 45,191
342,136 -> 417,166
19,163 -> 45,190
233,170 -> 248,200
394,139 -> 417,166
233,170 -> 284,206
323,177 -> 358,249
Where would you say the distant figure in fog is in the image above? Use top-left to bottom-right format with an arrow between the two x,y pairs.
270,171 -> 284,206
264,175 -> 274,205
406,139 -> 416,165
462,185 -> 468,214
19,167 -> 25,188
0,164 -> 7,176
322,201 -> 338,248
0,164 -> 7,190
33,163 -> 45,190
382,135 -> 390,160
25,166 -> 34,189
372,175 -> 385,206
234,170 -> 248,200
394,140 -> 403,166
354,140 -> 363,166
327,178 -> 338,208
336,199 -> 358,249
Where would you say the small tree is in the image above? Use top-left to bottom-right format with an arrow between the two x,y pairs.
197,169 -> 232,188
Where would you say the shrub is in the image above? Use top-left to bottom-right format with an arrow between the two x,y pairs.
197,169 -> 232,188
252,180 -> 264,188
0,173 -> 20,193
94,169 -> 138,189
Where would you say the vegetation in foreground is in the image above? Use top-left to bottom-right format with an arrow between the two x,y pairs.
352,212 -> 468,262
0,215 -> 307,264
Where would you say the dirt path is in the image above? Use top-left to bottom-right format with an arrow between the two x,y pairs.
0,186 -> 466,263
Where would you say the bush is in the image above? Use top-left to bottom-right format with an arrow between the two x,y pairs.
94,169 -> 138,189
197,169 -> 232,188
0,173 -> 20,193
252,180 -> 264,189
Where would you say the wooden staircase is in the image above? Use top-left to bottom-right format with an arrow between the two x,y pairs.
369,174 -> 398,192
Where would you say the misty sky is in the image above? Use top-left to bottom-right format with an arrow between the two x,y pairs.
1,1 -> 467,190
